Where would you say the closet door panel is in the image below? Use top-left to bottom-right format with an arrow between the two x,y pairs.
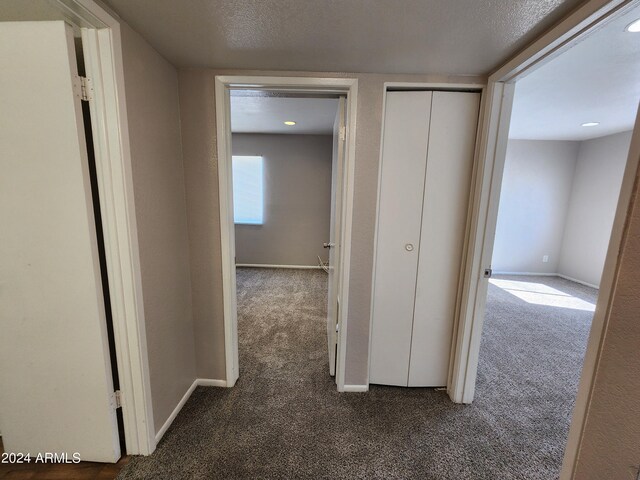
409,91 -> 481,387
369,91 -> 432,386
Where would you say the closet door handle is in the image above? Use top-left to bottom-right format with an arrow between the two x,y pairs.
405,243 -> 414,252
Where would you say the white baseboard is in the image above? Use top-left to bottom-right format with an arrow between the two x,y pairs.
154,380 -> 197,443
154,378 -> 228,444
236,263 -> 322,270
557,274 -> 599,289
492,271 -> 556,276
342,384 -> 369,392
196,378 -> 228,387
492,271 -> 600,289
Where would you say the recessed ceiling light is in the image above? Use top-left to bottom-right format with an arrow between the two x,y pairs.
581,122 -> 600,127
626,18 -> 640,33
284,121 -> 296,126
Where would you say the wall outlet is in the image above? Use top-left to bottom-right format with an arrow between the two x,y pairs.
542,255 -> 549,263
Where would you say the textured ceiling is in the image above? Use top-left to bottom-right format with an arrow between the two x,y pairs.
231,94 -> 338,134
100,0 -> 586,75
510,4 -> 640,141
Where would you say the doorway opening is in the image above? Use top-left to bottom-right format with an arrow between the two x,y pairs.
460,3 -> 640,478
215,77 -> 358,391
229,90 -> 342,385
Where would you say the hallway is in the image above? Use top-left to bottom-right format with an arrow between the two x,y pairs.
118,270 -> 594,479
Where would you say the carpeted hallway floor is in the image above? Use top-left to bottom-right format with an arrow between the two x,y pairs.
118,270 -> 596,479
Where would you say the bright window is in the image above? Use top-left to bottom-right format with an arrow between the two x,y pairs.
232,155 -> 264,225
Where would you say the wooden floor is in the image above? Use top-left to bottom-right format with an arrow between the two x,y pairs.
0,439 -> 128,480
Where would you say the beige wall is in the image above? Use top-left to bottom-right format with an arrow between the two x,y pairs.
559,131 -> 632,287
493,140 -> 579,274
573,146 -> 640,479
121,23 -> 197,433
177,69 -> 485,385
233,133 -> 333,267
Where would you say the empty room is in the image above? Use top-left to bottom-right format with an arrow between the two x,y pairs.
229,91 -> 344,386
476,6 -> 639,477
2,0 -> 640,479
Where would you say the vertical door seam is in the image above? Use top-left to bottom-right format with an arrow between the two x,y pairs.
406,91 -> 434,387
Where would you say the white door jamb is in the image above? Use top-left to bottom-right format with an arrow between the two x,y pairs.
448,1 -> 640,479
52,0 -> 156,455
214,76 -> 358,392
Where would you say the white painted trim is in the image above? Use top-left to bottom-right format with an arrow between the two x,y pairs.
384,82 -> 486,90
55,0 -> 112,28
153,378 -> 228,443
81,26 -> 155,456
154,381 -> 197,444
335,81 -> 358,393
236,264 -> 323,270
342,384 -> 369,393
196,378 -> 228,387
367,81 -> 486,392
215,77 -> 239,388
448,82 -> 515,405
491,271 -> 557,276
50,0 -> 155,456
215,76 -> 358,394
217,75 -> 357,91
557,275 -> 600,289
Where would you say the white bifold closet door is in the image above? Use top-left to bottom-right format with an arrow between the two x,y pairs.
370,90 -> 480,387
369,92 -> 433,387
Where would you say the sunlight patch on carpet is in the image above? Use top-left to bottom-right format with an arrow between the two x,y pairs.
490,278 -> 596,312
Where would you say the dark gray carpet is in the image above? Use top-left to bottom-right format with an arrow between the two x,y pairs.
118,271 -> 596,479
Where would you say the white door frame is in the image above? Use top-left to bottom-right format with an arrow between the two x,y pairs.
214,76 -> 358,392
447,0 -> 640,477
47,0 -> 156,455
